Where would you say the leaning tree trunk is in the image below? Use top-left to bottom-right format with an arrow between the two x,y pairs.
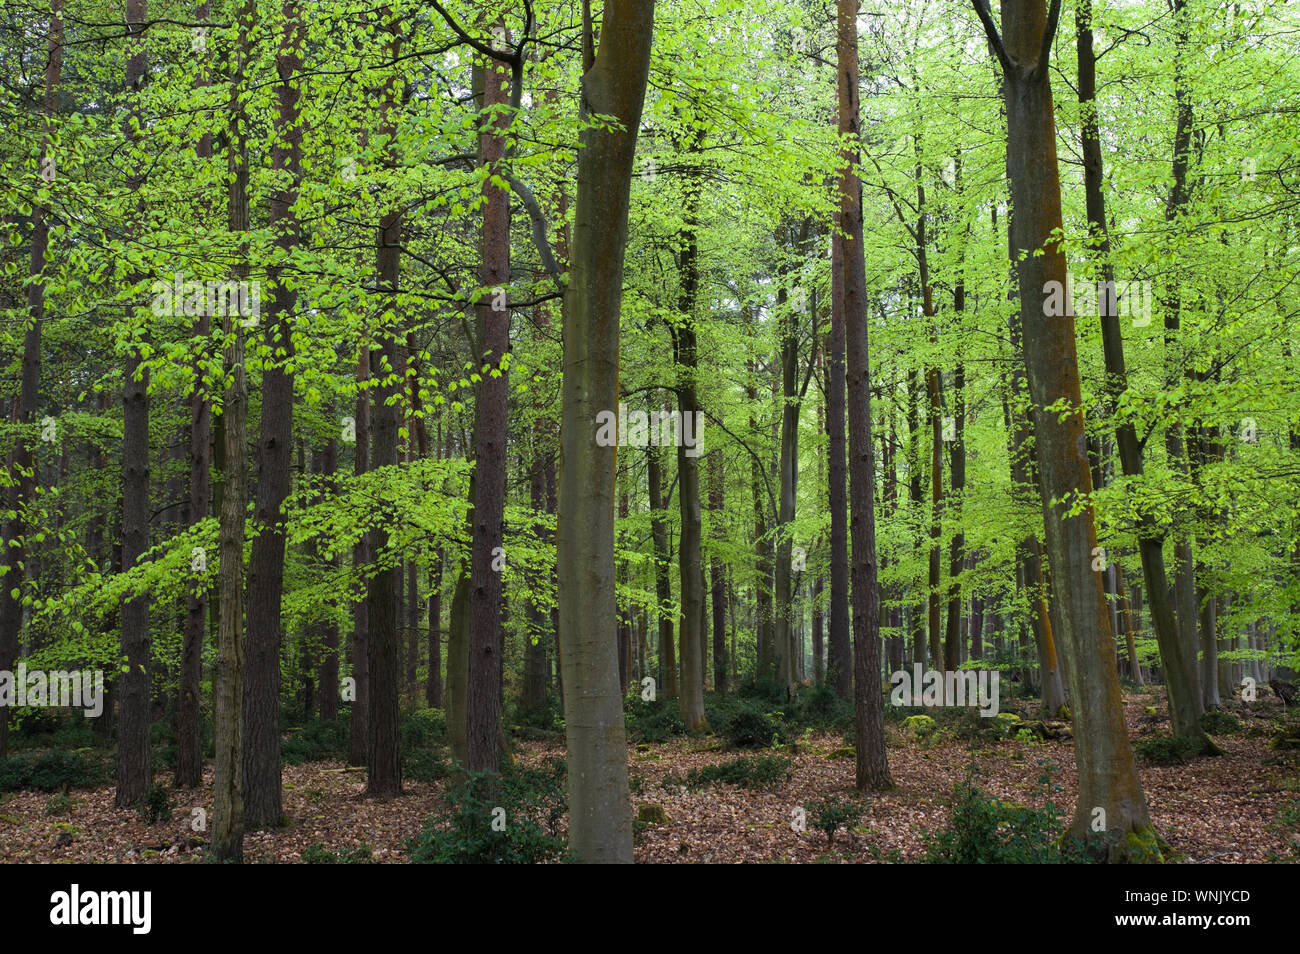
1075,0 -> 1210,750
974,0 -> 1160,859
556,0 -> 655,863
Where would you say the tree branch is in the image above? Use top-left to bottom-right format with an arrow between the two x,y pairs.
501,169 -> 565,290
1030,0 -> 1064,83
971,0 -> 1013,75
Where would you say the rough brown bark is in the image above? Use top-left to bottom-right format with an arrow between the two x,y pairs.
466,24 -> 513,774
116,0 -> 152,809
242,0 -> 304,829
838,0 -> 892,792
0,0 -> 62,760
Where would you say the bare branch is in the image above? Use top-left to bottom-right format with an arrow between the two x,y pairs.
971,0 -> 1013,75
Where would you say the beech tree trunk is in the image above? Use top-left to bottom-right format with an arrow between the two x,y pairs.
674,132 -> 707,729
212,0 -> 256,858
708,454 -> 728,693
1076,0 -> 1209,747
348,345 -> 371,766
556,0 -> 654,862
975,0 -> 1160,858
364,10 -> 403,797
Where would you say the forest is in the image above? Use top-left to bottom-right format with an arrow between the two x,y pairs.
0,0 -> 1298,871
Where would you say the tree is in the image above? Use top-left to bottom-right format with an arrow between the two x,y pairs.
556,0 -> 656,863
115,0 -> 151,810
838,0 -> 892,793
972,0 -> 1161,858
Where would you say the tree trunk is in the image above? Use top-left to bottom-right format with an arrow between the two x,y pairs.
556,0 -> 654,862
838,0 -> 892,792
466,26 -> 513,775
116,0 -> 152,809
348,345 -> 371,766
674,133 -> 708,729
212,0 -> 256,858
826,222 -> 852,699
364,11 -> 404,798
708,454 -> 728,693
318,439 -> 341,721
648,445 -> 677,699
242,0 -> 304,829
0,0 -> 62,760
1076,0 -> 1208,747
976,0 -> 1160,858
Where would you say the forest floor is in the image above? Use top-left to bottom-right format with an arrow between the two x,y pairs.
2,688 -> 1297,863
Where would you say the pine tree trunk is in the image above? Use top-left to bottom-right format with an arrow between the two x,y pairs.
116,0 -> 152,809
0,0 -> 61,760
838,0 -> 892,792
466,27 -> 513,774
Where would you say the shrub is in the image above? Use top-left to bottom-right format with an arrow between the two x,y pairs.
808,795 -> 862,846
1200,710 -> 1241,735
737,676 -> 787,706
682,755 -> 793,790
138,782 -> 172,825
0,750 -> 101,792
282,716 -> 350,765
625,697 -> 687,743
1134,733 -> 1205,766
789,683 -> 854,731
302,842 -> 374,864
723,705 -> 784,749
922,773 -> 1090,864
408,764 -> 567,864
900,714 -> 937,739
509,692 -> 564,736
401,708 -> 447,747
400,709 -> 449,783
